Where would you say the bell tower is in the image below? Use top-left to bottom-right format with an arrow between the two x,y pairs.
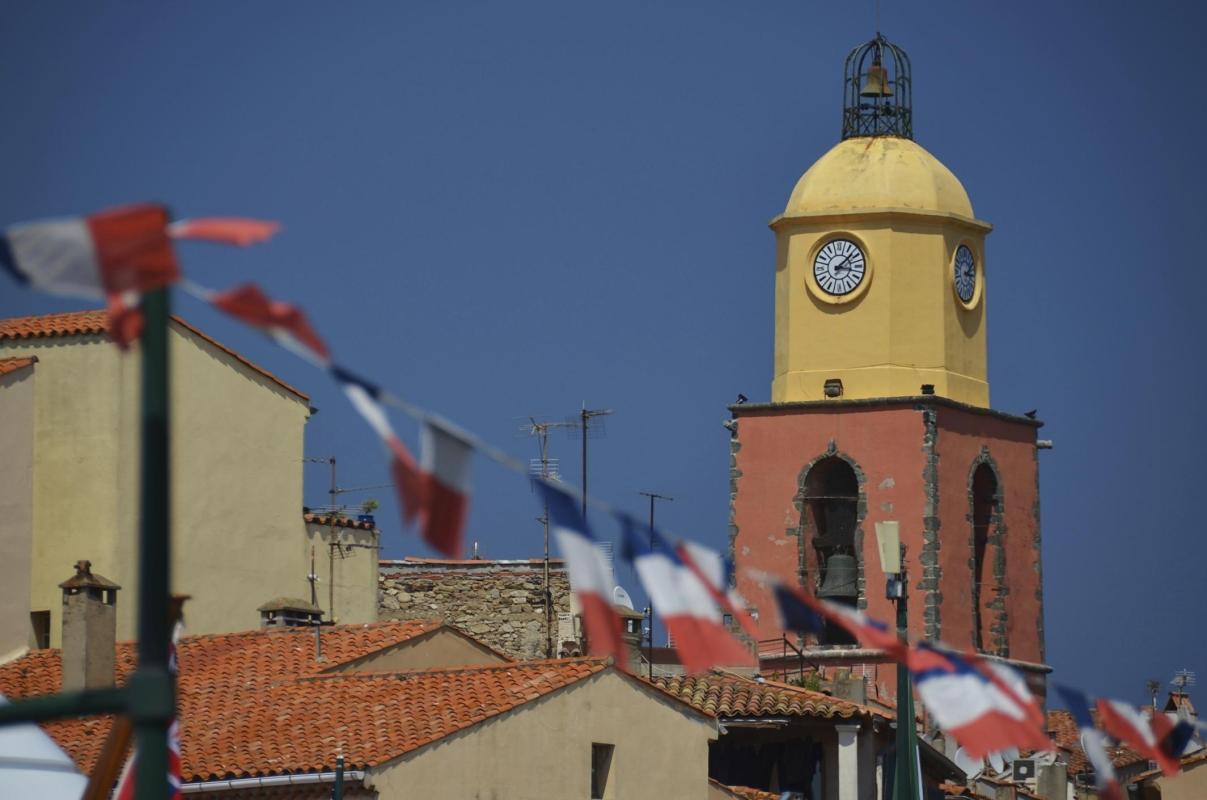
772,34 -> 990,407
731,34 -> 1049,693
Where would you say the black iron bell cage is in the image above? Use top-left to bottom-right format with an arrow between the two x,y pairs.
842,33 -> 913,140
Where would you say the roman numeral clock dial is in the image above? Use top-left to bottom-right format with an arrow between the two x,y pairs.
813,239 -> 867,297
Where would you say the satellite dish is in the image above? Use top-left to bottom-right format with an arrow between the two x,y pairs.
987,750 -> 1006,774
612,586 -> 634,610
999,746 -> 1020,764
954,747 -> 983,778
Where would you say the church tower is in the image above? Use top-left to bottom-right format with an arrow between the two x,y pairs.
731,34 -> 1049,690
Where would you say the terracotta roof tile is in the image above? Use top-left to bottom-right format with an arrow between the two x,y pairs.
0,356 -> 37,376
1046,709 -> 1146,776
708,779 -> 780,799
0,621 -> 618,782
0,310 -> 308,401
654,670 -> 876,720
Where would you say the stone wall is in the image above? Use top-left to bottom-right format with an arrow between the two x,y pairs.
378,558 -> 574,661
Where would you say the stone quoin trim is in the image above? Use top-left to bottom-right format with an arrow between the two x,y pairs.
726,419 -> 740,578
967,447 -> 1009,658
1032,438 -> 1046,663
919,406 -> 942,641
791,441 -> 869,615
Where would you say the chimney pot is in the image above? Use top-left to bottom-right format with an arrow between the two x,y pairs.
59,560 -> 120,691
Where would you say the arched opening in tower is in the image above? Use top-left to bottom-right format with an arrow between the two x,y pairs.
971,463 -> 999,652
802,456 -> 860,646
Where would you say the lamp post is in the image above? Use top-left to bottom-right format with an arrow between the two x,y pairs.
876,521 -> 919,800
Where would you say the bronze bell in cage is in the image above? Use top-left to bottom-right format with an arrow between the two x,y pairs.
860,62 -> 892,97
817,553 -> 859,600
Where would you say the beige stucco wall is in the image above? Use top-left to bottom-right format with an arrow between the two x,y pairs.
333,628 -> 508,673
1140,758 -> 1207,800
0,363 -> 36,658
306,521 -> 378,625
1,322 -> 312,644
367,670 -> 717,800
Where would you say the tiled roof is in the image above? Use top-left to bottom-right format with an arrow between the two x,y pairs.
708,779 -> 780,799
0,310 -> 308,401
1046,709 -> 1146,775
303,512 -> 376,531
0,619 -> 474,780
654,670 -> 878,720
0,356 -> 37,377
0,622 -> 646,782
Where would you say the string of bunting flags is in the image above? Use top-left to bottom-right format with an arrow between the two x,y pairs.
1,203 -> 1200,795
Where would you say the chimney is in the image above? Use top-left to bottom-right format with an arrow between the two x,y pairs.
257,597 -> 324,628
616,605 -> 646,671
59,560 -> 120,690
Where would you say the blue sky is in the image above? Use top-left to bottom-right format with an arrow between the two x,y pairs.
2,2 -> 1203,706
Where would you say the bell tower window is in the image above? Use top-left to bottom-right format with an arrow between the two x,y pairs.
971,463 -> 999,652
802,456 -> 860,645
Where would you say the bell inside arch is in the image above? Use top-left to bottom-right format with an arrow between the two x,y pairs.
817,553 -> 859,600
860,62 -> 893,97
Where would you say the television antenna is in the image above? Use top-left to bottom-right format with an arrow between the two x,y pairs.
523,416 -> 578,658
303,456 -> 383,621
1173,669 -> 1197,692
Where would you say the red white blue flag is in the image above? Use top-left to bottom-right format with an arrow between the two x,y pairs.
539,480 -> 626,669
770,581 -> 907,661
0,204 -> 179,347
1,205 -> 278,348
676,539 -> 760,641
1096,697 -> 1194,777
418,419 -> 473,560
620,520 -> 752,674
911,645 -> 1051,759
1055,685 -> 1122,800
331,366 -> 426,530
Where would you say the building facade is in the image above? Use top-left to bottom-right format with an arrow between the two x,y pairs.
0,310 -> 380,652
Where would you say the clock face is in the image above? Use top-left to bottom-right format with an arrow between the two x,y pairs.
813,239 -> 866,296
954,245 -> 977,304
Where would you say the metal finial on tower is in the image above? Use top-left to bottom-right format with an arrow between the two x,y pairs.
842,33 -> 913,140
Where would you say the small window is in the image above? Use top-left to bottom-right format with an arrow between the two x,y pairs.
30,611 -> 51,650
591,743 -> 614,799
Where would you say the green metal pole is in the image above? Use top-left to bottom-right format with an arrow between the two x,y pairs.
133,288 -> 174,800
332,754 -> 345,800
892,571 -> 920,800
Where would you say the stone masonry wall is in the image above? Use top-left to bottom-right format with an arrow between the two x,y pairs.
378,558 -> 573,661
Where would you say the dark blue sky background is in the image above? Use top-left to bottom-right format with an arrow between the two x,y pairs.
2,2 -> 1203,706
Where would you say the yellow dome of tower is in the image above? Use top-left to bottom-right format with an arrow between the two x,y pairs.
785,137 -> 974,221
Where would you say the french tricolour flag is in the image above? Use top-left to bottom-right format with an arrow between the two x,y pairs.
0,204 -> 177,301
331,367 -> 426,531
770,581 -> 907,661
1096,697 -> 1194,777
1054,685 -> 1122,800
418,419 -> 473,561
538,480 -> 626,669
1,204 -> 278,348
911,646 -> 1051,758
675,540 -> 760,642
620,520 -> 752,674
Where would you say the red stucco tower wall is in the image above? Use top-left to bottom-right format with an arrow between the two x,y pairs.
729,397 -> 1045,669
